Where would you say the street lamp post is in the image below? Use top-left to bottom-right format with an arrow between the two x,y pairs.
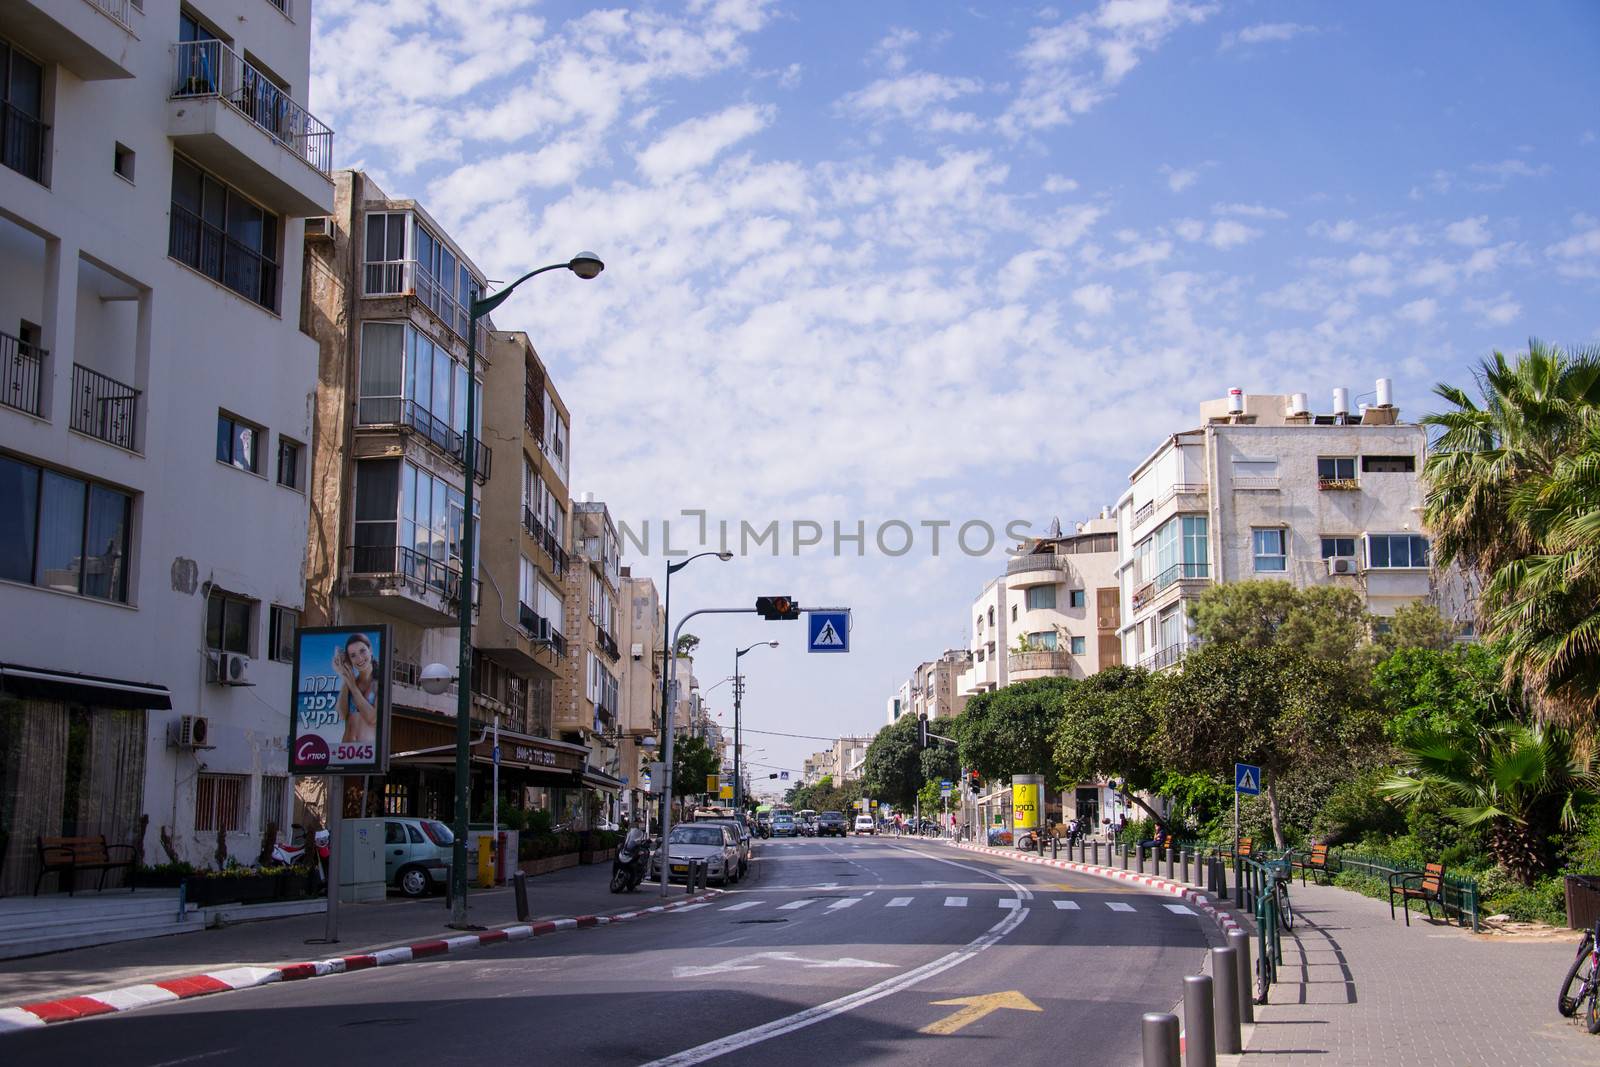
658,551 -> 730,835
733,641 -> 778,815
446,252 -> 604,929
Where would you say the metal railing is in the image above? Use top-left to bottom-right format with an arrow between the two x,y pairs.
70,364 -> 138,450
1133,483 -> 1207,530
361,259 -> 488,350
1,331 -> 45,417
1321,849 -> 1481,931
1005,552 -> 1067,577
169,202 -> 278,311
355,396 -> 491,483
1153,560 -> 1209,591
596,627 -> 620,661
1139,644 -> 1184,670
1008,650 -> 1073,674
170,39 -> 333,175
542,528 -> 567,576
348,543 -> 477,606
1317,477 -> 1360,491
522,506 -> 547,545
84,0 -> 133,28
2,101 -> 49,184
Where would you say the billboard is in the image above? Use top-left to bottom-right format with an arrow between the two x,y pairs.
1011,775 -> 1044,831
288,624 -> 391,774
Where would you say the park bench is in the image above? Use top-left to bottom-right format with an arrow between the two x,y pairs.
1388,862 -> 1448,926
1292,842 -> 1340,885
34,835 -> 137,896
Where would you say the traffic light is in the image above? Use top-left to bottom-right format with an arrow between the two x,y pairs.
767,773 -> 778,779
755,595 -> 801,620
917,712 -> 928,748
969,771 -> 981,795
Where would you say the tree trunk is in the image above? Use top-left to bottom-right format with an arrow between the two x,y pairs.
1265,782 -> 1286,849
1121,789 -> 1169,832
1488,817 -> 1551,886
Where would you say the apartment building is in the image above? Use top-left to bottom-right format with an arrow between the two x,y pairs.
616,567 -> 663,824
555,498 -> 627,819
1115,382 -> 1433,669
802,748 -> 834,785
0,0 -> 333,888
910,649 -> 973,719
832,736 -> 874,783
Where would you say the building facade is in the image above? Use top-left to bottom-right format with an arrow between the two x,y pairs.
556,498 -> 626,822
617,567 -> 663,824
0,0 -> 333,889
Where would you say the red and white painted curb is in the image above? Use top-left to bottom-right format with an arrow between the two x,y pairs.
0,891 -> 718,1034
948,842 -> 1245,939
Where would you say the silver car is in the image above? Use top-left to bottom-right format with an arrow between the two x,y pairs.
694,817 -> 752,876
654,824 -> 741,885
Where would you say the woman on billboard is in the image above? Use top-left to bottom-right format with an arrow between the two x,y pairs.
332,632 -> 379,744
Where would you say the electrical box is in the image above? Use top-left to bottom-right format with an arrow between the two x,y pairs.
340,818 -> 387,903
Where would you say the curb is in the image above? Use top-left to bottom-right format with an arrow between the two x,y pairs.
0,890 -> 719,1034
947,842 -> 1245,939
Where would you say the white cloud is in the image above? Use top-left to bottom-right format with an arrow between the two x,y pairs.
1220,22 -> 1316,50
1043,175 -> 1080,194
637,103 -> 774,181
1174,218 -> 1205,241
1547,215 -> 1600,278
1444,216 -> 1491,246
1163,164 -> 1200,192
1464,293 -> 1521,326
872,27 -> 921,72
1207,219 -> 1261,249
1396,298 -> 1437,324
1071,282 -> 1116,315
841,72 -> 985,126
1214,202 -> 1288,220
1468,158 -> 1552,191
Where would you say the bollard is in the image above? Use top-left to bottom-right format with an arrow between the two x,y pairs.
513,870 -> 530,923
444,868 -> 453,912
1136,845 -> 1145,874
1141,1011 -> 1180,1067
1052,835 -> 1059,860
1092,841 -> 1101,866
1229,928 -> 1254,1022
1165,846 -> 1175,880
1182,974 -> 1216,1067
1212,946 -> 1242,1054
1182,849 -> 1192,885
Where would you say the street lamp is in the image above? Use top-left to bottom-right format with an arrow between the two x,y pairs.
733,640 -> 778,815
658,551 -> 731,834
444,251 -> 603,929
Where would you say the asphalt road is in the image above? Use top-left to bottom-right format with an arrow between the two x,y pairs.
6,836 -> 1217,1066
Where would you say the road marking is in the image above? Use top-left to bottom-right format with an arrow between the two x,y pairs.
778,899 -> 814,910
674,903 -> 711,913
1164,904 -> 1196,915
672,952 -> 895,979
944,896 -> 967,907
919,990 -> 1042,1036
720,901 -> 763,912
640,904 -> 1030,1067
1105,902 -> 1136,912
1052,899 -> 1081,910
887,897 -> 913,907
826,898 -> 862,911
997,898 -> 1021,909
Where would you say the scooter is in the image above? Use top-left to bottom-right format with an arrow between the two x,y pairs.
609,829 -> 651,893
271,824 -> 329,895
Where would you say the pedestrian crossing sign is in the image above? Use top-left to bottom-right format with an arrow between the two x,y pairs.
1235,763 -> 1261,796
807,611 -> 850,653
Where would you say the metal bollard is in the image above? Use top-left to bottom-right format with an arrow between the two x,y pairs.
1182,974 -> 1216,1067
1229,928 -> 1254,1022
1052,835 -> 1059,860
1141,1011 -> 1180,1067
1092,841 -> 1101,865
1212,946 -> 1242,1054
1166,846 -> 1175,880
1136,845 -> 1145,874
513,870 -> 530,923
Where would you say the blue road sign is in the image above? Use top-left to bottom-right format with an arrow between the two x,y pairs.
807,611 -> 850,653
1235,762 -> 1261,796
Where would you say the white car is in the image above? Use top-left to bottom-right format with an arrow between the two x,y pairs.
653,824 -> 741,885
854,814 -> 876,835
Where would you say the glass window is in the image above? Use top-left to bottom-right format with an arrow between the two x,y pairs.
1181,516 -> 1208,572
276,438 -> 301,490
352,458 -> 400,572
385,822 -> 405,845
357,322 -> 405,424
1025,585 -> 1056,611
168,157 -> 279,311
1320,537 -> 1356,559
1010,604 -> 1017,622
37,470 -> 86,594
1068,589 -> 1085,609
1317,456 -> 1356,481
0,453 -> 39,583
1366,534 -> 1430,569
268,605 -> 298,662
82,485 -> 130,601
1252,528 -> 1287,572
1362,455 -> 1416,473
1029,631 -> 1057,651
0,457 -> 131,601
205,588 -> 253,655
1071,636 -> 1086,655
216,412 -> 261,473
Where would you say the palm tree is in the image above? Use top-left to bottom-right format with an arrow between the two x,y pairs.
1379,720 -> 1599,885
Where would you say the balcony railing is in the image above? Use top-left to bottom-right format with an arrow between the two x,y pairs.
1140,644 -> 1186,671
2,101 -> 49,185
543,528 -> 568,577
596,627 -> 620,661
349,543 -> 477,605
170,39 -> 334,175
355,397 -> 491,483
1318,477 -> 1360,491
70,364 -> 138,450
1,331 -> 45,418
1154,561 -> 1209,592
85,0 -> 133,27
1005,552 -> 1068,577
169,202 -> 278,311
1008,650 -> 1073,675
1133,483 -> 1208,530
362,259 -> 489,351
522,506 -> 547,545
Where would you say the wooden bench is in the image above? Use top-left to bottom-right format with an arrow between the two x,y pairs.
1293,843 -> 1340,885
1226,837 -> 1253,862
34,835 -> 137,896
1388,862 -> 1448,926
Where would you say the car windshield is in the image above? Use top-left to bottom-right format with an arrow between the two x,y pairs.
821,813 -> 844,822
670,826 -> 725,846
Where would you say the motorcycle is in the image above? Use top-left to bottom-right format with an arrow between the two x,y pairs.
610,828 -> 651,893
271,824 -> 330,895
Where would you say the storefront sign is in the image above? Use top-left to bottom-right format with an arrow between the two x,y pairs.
289,625 -> 391,774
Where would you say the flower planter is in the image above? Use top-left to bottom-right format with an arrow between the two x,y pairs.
184,870 -> 311,906
583,848 -> 617,865
516,853 -> 579,877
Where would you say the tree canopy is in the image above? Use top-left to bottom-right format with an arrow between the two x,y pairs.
1187,580 -> 1368,666
957,677 -> 1075,789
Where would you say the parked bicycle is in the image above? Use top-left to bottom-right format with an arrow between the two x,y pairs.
1558,917 -> 1600,1033
1266,855 -> 1294,931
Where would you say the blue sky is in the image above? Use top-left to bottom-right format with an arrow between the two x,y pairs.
310,0 -> 1600,790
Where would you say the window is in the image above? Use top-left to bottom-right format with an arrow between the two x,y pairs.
276,437 -> 302,489
1362,455 -> 1416,473
216,412 -> 262,473
114,143 -> 135,183
1320,537 -> 1356,559
1070,636 -> 1086,656
206,588 -> 254,655
1317,456 -> 1356,481
1068,589 -> 1086,609
1025,585 -> 1056,611
170,156 -> 280,311
0,454 -> 132,602
1366,533 -> 1430,569
975,615 -> 983,633
259,774 -> 289,833
1010,604 -> 1017,622
363,212 -> 409,294
987,607 -> 994,626
194,774 -> 245,833
268,605 -> 298,662
0,40 -> 46,183
1028,631 -> 1058,651
357,321 -> 482,463
1252,528 -> 1287,572
351,459 -> 477,591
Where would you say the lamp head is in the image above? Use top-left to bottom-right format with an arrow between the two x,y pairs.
716,551 -> 734,561
767,641 -> 780,648
419,662 -> 455,696
568,252 -> 604,280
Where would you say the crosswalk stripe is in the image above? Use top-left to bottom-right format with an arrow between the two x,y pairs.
826,898 -> 862,911
720,901 -> 763,912
1053,899 -> 1081,910
674,903 -> 711,912
997,899 -> 1021,909
1164,904 -> 1196,915
886,897 -> 913,907
1105,902 -> 1136,913
777,899 -> 814,911
944,896 -> 967,908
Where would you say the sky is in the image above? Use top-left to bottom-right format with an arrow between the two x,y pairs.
308,0 -> 1600,794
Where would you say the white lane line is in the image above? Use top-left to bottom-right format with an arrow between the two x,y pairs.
944,896 -> 968,908
1105,902 -> 1136,913
1053,899 -> 1081,911
638,903 -> 1030,1067
674,903 -> 712,913
778,899 -> 815,911
997,898 -> 1021,909
826,898 -> 862,911
886,897 -> 913,907
1164,904 -> 1196,915
720,901 -> 764,912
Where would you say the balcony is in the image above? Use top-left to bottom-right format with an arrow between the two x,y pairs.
4,1 -> 138,82
2,103 -> 49,185
69,364 -> 138,451
1318,478 -> 1360,491
1133,483 -> 1208,531
343,543 -> 477,627
596,627 -> 620,662
1007,650 -> 1073,677
1005,552 -> 1069,587
168,40 -> 334,217
169,202 -> 278,312
1131,562 -> 1210,611
522,506 -> 567,577
1140,645 -> 1186,671
356,397 -> 491,484
1,331 -> 44,418
362,259 -> 491,353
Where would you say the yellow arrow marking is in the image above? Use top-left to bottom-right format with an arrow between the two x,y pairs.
919,990 -> 1043,1035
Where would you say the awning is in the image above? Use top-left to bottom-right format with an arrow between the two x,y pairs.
0,663 -> 172,710
582,768 -> 626,793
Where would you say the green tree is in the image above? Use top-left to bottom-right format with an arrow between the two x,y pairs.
862,714 -> 958,809
1051,666 -> 1170,826
671,735 -> 720,799
1371,643 -> 1510,746
1187,580 -> 1369,666
1375,602 -> 1459,655
674,633 -> 701,656
957,677 -> 1075,788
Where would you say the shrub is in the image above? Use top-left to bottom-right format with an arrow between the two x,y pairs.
1312,767 -> 1406,844
1478,866 -> 1567,925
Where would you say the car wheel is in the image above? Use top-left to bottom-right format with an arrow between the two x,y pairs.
397,865 -> 432,898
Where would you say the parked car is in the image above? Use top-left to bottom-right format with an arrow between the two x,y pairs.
383,818 -> 454,897
854,814 -> 876,835
817,811 -> 848,838
801,815 -> 819,837
771,813 -> 797,837
694,816 -> 752,876
653,824 -> 741,885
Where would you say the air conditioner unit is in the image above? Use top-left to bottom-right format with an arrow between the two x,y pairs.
1327,557 -> 1358,575
304,216 -> 334,241
169,714 -> 211,748
631,643 -> 644,660
213,652 -> 254,686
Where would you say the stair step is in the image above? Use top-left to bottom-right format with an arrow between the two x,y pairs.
0,916 -> 205,961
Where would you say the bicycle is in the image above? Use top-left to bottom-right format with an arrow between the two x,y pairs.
1557,918 -> 1600,1034
1267,857 -> 1294,931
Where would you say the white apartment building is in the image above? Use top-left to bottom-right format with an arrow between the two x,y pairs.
1116,382 -> 1433,669
0,0 -> 333,887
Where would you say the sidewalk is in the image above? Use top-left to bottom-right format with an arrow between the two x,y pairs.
1241,880 -> 1593,1065
0,861 -> 689,1011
